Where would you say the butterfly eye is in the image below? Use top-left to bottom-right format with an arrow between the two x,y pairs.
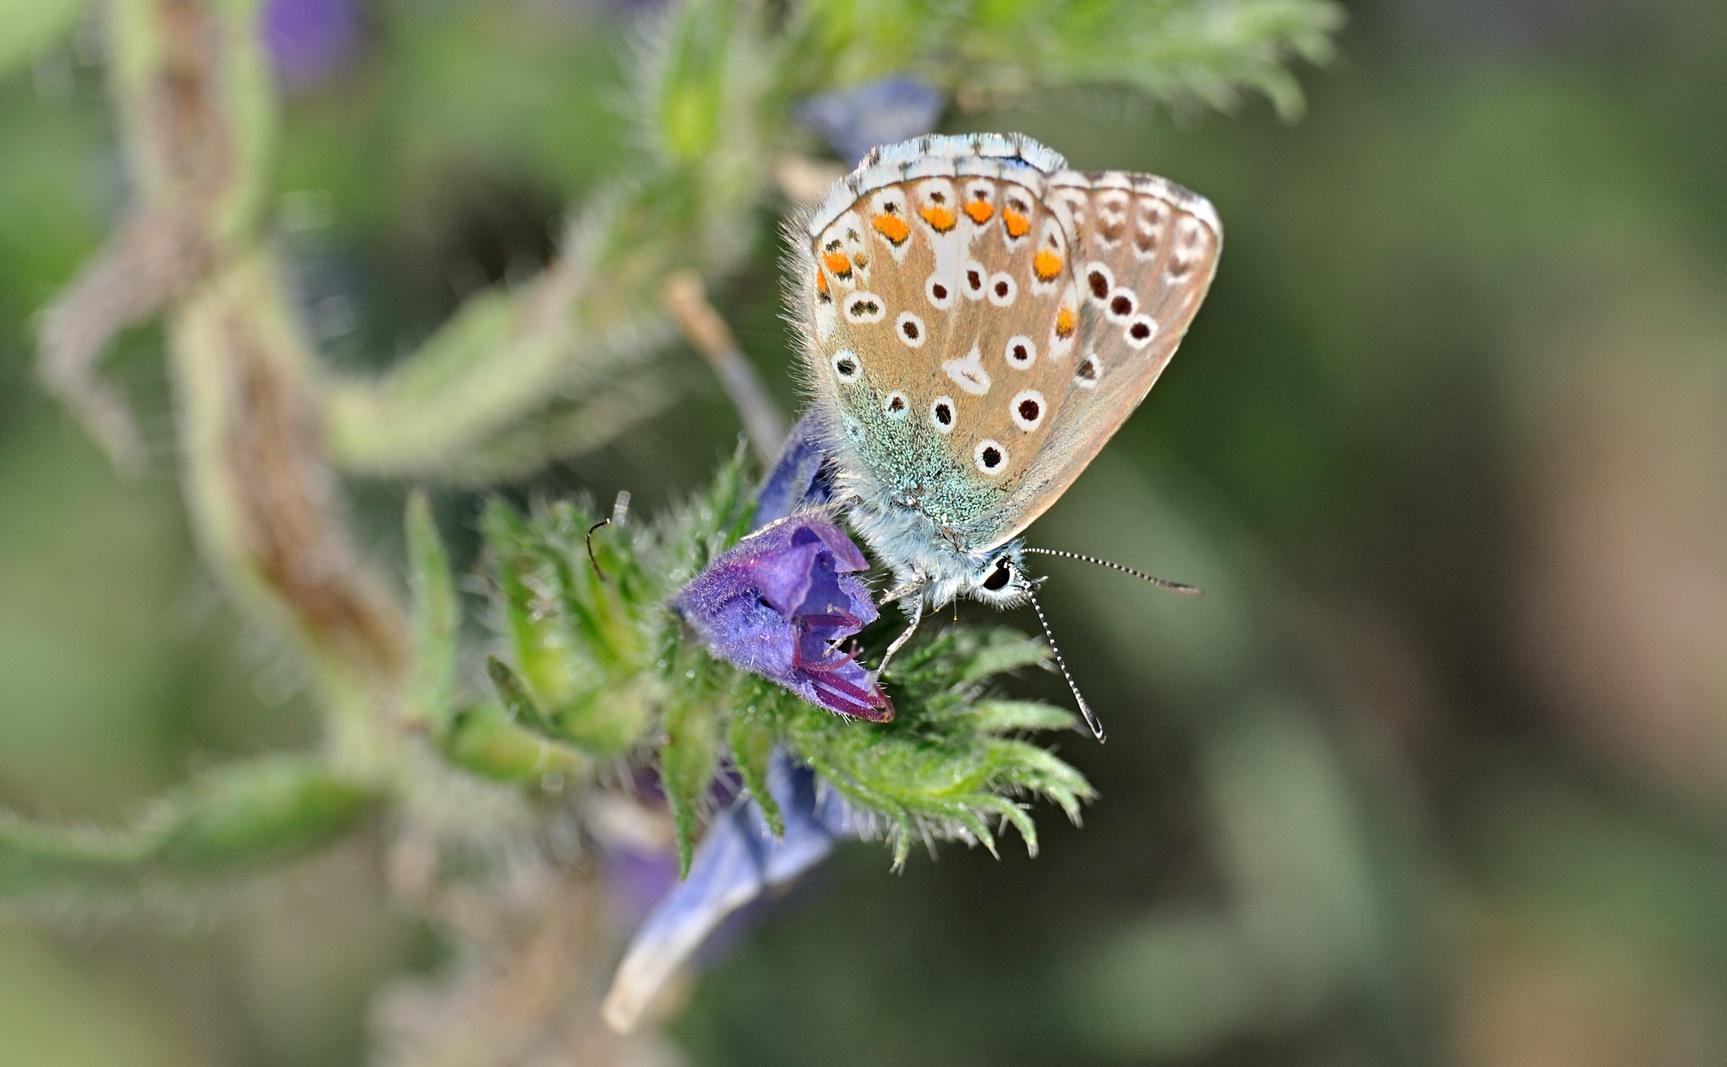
982,559 -> 1013,592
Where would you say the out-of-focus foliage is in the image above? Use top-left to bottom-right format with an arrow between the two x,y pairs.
4,0 -> 1727,1065
470,462 -> 1090,873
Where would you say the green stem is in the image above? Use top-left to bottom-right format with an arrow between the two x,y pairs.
0,757 -> 378,903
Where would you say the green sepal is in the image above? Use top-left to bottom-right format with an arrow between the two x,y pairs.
965,700 -> 1082,735
486,655 -> 557,737
547,678 -> 657,758
482,502 -> 576,708
729,709 -> 783,837
403,490 -> 459,730
661,681 -> 722,877
437,703 -> 592,784
749,628 -> 1096,868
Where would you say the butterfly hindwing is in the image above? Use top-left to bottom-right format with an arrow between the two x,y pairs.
798,139 -> 1080,540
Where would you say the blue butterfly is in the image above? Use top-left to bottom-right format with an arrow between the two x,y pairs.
788,133 -> 1221,738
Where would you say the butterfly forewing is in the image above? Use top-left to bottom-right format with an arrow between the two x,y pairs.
991,171 -> 1221,543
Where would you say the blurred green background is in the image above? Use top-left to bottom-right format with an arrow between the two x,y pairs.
4,0 -> 1727,1064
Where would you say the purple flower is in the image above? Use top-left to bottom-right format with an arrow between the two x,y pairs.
675,513 -> 891,721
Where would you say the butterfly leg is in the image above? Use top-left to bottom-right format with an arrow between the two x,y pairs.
877,580 -> 922,606
874,595 -> 925,679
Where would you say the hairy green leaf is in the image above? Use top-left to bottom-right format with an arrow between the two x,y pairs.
0,757 -> 377,903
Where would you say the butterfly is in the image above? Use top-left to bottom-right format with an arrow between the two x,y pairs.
789,133 -> 1221,738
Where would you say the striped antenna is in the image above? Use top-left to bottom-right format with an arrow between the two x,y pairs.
1022,575 -> 1105,742
1021,547 -> 1202,597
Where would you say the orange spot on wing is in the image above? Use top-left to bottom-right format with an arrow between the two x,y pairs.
1003,209 -> 1031,238
1033,248 -> 1063,281
1055,305 -> 1076,338
963,200 -> 994,224
815,271 -> 829,293
919,205 -> 957,232
872,214 -> 910,245
823,251 -> 852,276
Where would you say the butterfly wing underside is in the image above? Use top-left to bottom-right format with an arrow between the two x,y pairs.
993,172 -> 1221,543
794,134 -> 1219,552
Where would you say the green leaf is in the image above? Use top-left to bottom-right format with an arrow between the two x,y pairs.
652,0 -> 735,162
404,490 -> 459,730
966,700 -> 1080,734
0,757 -> 377,903
789,0 -> 1341,119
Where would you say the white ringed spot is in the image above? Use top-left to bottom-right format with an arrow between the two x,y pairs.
1075,353 -> 1102,388
1123,314 -> 1159,349
1083,261 -> 1115,304
1010,389 -> 1047,432
925,273 -> 955,309
986,271 -> 1017,307
843,292 -> 886,323
974,439 -> 1008,474
883,391 -> 910,419
1104,286 -> 1138,322
961,261 -> 988,300
1004,335 -> 1036,370
832,350 -> 860,382
930,395 -> 957,434
895,311 -> 927,348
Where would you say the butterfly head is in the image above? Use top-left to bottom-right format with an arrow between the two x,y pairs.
969,545 -> 1036,610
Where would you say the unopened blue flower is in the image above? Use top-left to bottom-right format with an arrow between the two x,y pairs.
797,77 -> 945,166
263,0 -> 363,91
602,750 -> 863,1031
674,512 -> 891,721
752,413 -> 835,526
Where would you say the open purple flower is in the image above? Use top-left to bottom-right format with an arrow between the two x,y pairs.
674,513 -> 891,720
